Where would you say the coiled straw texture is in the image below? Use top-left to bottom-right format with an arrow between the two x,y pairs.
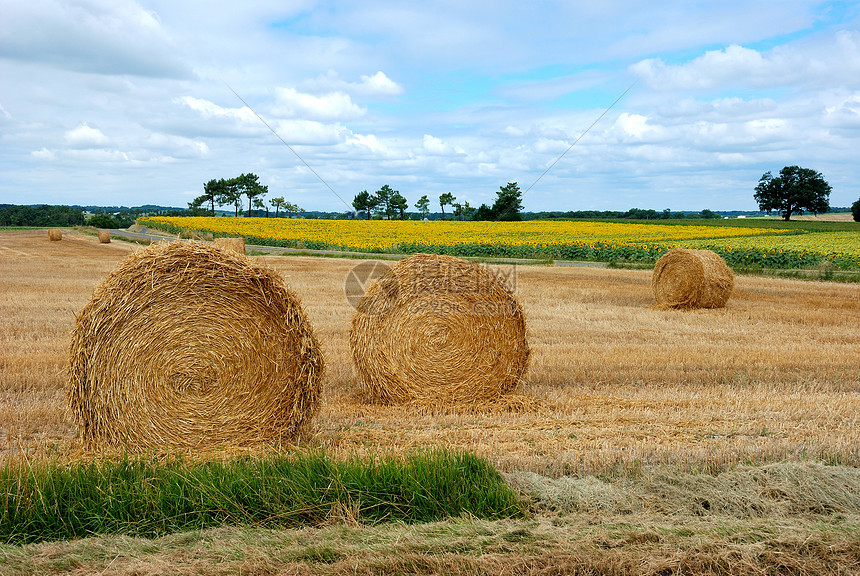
652,248 -> 735,309
68,240 -> 324,450
350,254 -> 530,405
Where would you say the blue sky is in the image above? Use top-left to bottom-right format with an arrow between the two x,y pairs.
2,1 -> 859,213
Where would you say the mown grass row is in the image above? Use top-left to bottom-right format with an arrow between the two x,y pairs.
0,450 -> 524,545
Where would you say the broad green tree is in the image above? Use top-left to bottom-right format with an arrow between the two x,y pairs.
87,214 -> 121,228
851,198 -> 860,222
415,194 -> 430,219
189,178 -> 223,215
270,196 -> 285,217
352,190 -> 377,220
283,201 -> 303,217
216,178 -> 243,217
453,200 -> 475,221
754,166 -> 831,221
234,173 -> 268,217
374,185 -> 401,220
390,191 -> 408,219
492,182 -> 524,221
439,192 -> 455,220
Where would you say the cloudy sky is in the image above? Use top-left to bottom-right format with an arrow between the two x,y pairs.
2,1 -> 859,213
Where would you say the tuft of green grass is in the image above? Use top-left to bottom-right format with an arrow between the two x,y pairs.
0,450 -> 524,545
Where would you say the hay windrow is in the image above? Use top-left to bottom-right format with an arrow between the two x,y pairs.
67,240 -> 324,450
349,253 -> 530,405
652,248 -> 735,309
97,229 -> 111,243
48,229 -> 62,241
214,236 -> 245,254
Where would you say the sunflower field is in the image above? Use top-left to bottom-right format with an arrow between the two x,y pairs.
138,216 -> 860,270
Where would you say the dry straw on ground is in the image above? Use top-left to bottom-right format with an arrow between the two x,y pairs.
651,248 -> 735,309
48,229 -> 62,241
97,230 -> 111,243
214,236 -> 245,254
67,240 -> 324,450
350,253 -> 530,405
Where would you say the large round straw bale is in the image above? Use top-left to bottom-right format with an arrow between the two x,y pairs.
349,254 -> 530,404
214,236 -> 245,254
48,229 -> 62,241
652,248 -> 734,309
97,229 -> 111,243
67,240 -> 324,449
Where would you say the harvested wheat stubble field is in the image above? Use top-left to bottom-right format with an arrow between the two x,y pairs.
1,229 -> 858,474
3,228 -> 860,575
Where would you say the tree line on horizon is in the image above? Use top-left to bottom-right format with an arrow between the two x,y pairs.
4,165 -> 858,226
187,173 -> 305,219
351,182 -> 528,221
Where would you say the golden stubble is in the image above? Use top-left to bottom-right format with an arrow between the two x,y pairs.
1,230 -> 858,474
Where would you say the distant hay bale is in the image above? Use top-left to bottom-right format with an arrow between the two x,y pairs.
350,253 -> 530,405
67,240 -> 324,450
97,230 -> 111,243
48,229 -> 62,241
652,248 -> 734,309
214,236 -> 245,254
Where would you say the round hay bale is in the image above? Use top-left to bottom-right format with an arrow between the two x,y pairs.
48,228 -> 62,241
67,240 -> 324,450
214,236 -> 245,255
652,248 -> 734,309
349,254 -> 530,405
97,229 -> 111,243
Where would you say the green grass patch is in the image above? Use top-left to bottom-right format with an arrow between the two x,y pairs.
0,450 -> 524,545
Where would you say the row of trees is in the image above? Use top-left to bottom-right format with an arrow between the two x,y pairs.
352,185 -> 409,220
188,165 -> 855,223
0,205 -> 86,227
189,173 -> 303,218
352,182 -> 525,221
350,168 -> 848,222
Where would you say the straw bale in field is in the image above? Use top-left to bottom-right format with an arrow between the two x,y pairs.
97,230 -> 111,243
48,229 -> 62,241
67,240 -> 324,449
214,236 -> 245,254
350,253 -> 530,404
651,248 -> 734,309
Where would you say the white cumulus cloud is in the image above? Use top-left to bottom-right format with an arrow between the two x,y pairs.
422,134 -> 464,155
631,31 -> 860,91
300,70 -> 404,96
347,133 -> 387,155
31,148 -> 56,161
176,97 -> 257,123
358,71 -> 404,96
615,113 -> 661,140
64,123 -> 110,148
274,88 -> 365,120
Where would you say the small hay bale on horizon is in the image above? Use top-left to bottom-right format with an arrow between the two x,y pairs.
349,253 -> 530,405
651,248 -> 734,309
214,236 -> 245,254
67,240 -> 324,450
97,230 -> 111,243
48,229 -> 62,241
